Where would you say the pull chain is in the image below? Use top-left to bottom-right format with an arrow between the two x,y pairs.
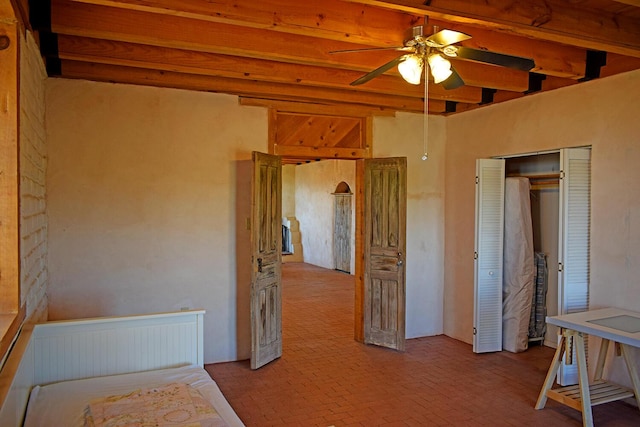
421,61 -> 429,161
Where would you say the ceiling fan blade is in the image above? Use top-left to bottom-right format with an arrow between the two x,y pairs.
455,46 -> 534,71
350,55 -> 407,86
426,29 -> 471,47
330,46 -> 409,54
441,67 -> 465,90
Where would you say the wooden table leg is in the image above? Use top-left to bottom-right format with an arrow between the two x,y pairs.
535,333 -> 566,409
620,343 -> 640,409
574,331 -> 594,427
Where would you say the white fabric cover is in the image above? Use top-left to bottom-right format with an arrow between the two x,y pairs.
23,365 -> 245,427
502,177 -> 535,353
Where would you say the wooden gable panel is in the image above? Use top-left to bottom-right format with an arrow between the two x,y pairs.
271,111 -> 370,161
276,114 -> 361,149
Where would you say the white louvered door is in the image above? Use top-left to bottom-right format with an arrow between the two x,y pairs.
557,147 -> 591,385
473,159 -> 506,353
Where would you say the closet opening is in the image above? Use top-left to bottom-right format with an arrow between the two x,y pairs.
503,152 -> 561,351
474,147 -> 591,382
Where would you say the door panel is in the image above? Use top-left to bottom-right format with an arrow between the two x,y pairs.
557,147 -> 591,385
251,151 -> 282,370
334,194 -> 352,273
364,158 -> 406,351
473,158 -> 506,353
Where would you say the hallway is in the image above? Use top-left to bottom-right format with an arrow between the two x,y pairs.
206,263 -> 639,426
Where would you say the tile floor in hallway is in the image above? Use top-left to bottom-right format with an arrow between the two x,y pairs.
205,263 -> 640,426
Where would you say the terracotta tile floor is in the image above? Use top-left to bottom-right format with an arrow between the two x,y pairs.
206,263 -> 640,426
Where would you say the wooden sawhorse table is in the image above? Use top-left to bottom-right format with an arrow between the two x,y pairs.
535,308 -> 640,427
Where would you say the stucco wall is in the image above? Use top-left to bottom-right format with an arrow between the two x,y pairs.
282,164 -> 296,218
295,160 -> 356,273
45,70 -> 635,367
46,80 -> 267,363
444,70 -> 640,384
20,31 -> 48,322
372,113 -> 446,338
45,79 -> 447,361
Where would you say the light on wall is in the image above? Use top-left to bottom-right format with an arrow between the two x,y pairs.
427,54 -> 452,84
398,54 -> 423,85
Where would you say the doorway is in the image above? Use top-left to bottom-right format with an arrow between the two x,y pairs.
281,160 -> 357,336
280,157 -> 407,349
282,161 -> 356,274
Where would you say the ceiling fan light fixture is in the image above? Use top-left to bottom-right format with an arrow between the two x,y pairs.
398,55 -> 423,85
428,53 -> 452,84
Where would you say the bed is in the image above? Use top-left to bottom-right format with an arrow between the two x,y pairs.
0,310 -> 244,427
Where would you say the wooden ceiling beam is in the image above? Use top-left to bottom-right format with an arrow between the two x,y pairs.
52,0 -> 588,79
426,19 -> 586,79
601,53 -> 640,77
611,0 -> 640,7
346,0 -> 640,58
55,35 -> 418,96
449,60 -> 529,91
238,98 -> 401,117
59,60 -> 444,112
245,97 -> 447,115
51,0 -> 371,68
56,35 -> 485,104
65,0 -> 419,47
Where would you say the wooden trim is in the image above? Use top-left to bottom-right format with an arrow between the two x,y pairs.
0,322 -> 33,411
267,107 -> 278,155
508,172 -> 560,190
354,159 -> 365,342
0,304 -> 26,366
239,97 -> 397,117
507,172 -> 561,180
8,0 -> 28,30
273,145 -> 369,160
364,116 -> 373,159
0,17 -> 20,314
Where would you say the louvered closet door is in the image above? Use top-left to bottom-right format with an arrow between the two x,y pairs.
473,159 -> 506,353
557,147 -> 591,385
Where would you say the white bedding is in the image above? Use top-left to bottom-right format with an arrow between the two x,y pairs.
23,365 -> 244,427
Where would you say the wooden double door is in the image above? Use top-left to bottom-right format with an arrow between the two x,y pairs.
250,153 -> 407,369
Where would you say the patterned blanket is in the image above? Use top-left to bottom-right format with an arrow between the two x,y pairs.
84,383 -> 228,427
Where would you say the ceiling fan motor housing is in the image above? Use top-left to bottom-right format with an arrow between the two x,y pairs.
404,25 -> 425,46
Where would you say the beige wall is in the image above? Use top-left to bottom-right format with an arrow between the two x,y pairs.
20,31 -> 48,322
45,69 -> 637,368
45,79 -> 447,361
295,160 -> 356,272
373,112 -> 446,338
444,70 -> 640,383
46,80 -> 267,363
282,164 -> 296,218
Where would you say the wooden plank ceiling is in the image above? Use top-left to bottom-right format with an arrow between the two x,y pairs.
23,0 -> 640,162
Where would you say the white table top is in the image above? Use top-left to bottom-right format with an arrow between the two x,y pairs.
546,307 -> 640,348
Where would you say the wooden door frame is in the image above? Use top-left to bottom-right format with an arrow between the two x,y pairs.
263,103 -> 375,342
354,160 -> 365,342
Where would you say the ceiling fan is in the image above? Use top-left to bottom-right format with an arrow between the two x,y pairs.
331,22 -> 535,161
333,23 -> 535,89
